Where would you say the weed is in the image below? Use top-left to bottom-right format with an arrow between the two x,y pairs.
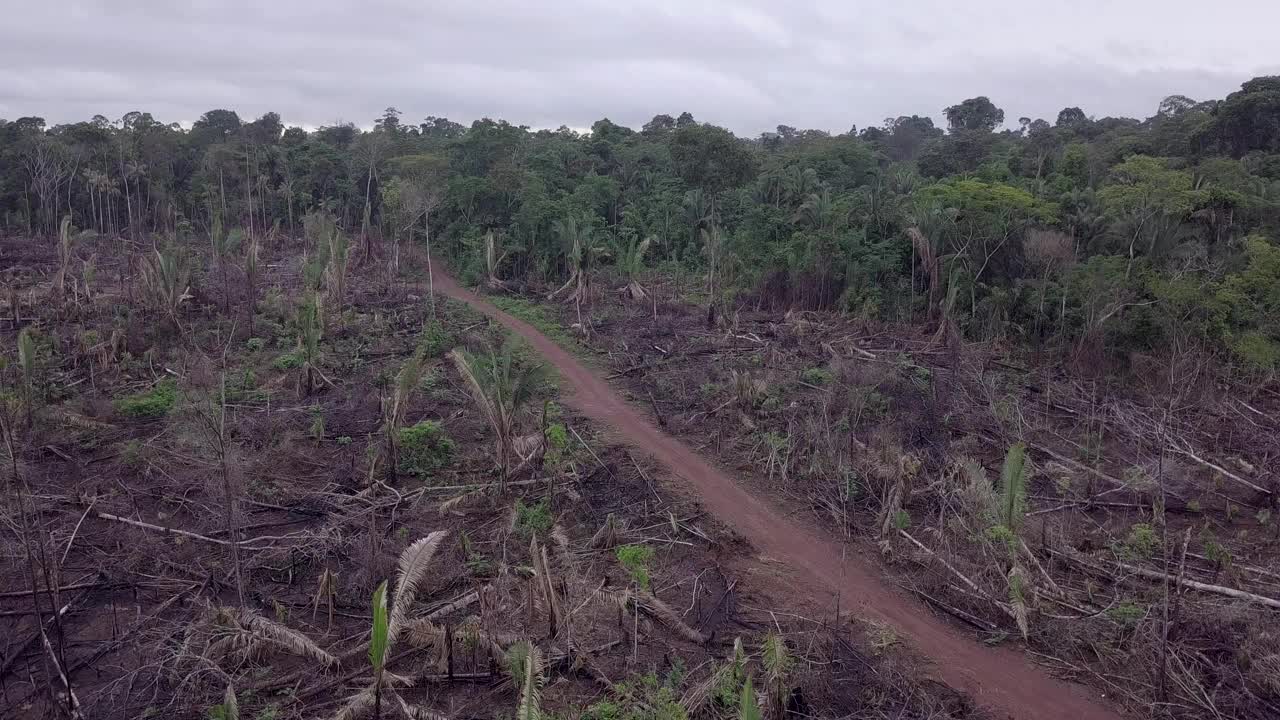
1117,523 -> 1159,560
892,509 -> 911,530
417,319 -> 453,358
395,420 -> 455,476
615,543 -> 655,589
489,295 -> 575,347
514,498 -> 553,538
115,378 -> 177,419
1107,602 -> 1146,627
801,367 -> 833,386
121,439 -> 147,469
337,435 -> 353,446
272,352 -> 303,370
246,337 -> 265,352
309,405 -> 325,442
1201,533 -> 1233,573
545,422 -> 570,468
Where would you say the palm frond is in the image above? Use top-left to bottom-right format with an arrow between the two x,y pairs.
514,641 -> 545,720
999,443 -> 1028,530
370,580 -> 390,671
738,675 -> 763,720
389,531 -> 449,641
223,684 -> 239,720
761,633 -> 791,719
589,513 -> 621,549
331,687 -> 375,720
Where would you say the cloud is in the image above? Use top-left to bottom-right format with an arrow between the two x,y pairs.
2,0 -> 1277,134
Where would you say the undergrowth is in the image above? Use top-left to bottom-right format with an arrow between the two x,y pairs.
114,378 -> 177,418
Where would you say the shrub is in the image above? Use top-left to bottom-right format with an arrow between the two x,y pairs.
1119,523 -> 1159,560
115,379 -> 177,419
514,498 -> 553,538
272,352 -> 303,370
801,367 -> 833,386
615,544 -> 655,589
396,421 -> 455,476
417,320 -> 453,358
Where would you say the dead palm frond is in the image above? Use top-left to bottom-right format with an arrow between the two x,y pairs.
530,535 -> 564,638
589,513 -> 621,549
589,583 -> 706,644
312,568 -> 338,632
389,531 -> 449,644
222,684 -> 239,720
203,606 -> 338,669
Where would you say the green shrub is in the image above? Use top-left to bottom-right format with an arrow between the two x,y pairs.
615,544 -> 655,589
1107,602 -> 1146,627
417,320 -> 453,358
801,367 -> 833,386
272,352 -> 303,370
396,421 -> 455,476
1117,523 -> 1159,560
115,379 -> 177,419
514,498 -> 553,538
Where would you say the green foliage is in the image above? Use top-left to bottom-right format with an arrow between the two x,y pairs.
737,676 -> 762,720
417,319 -> 453,358
271,352 -> 303,370
999,443 -> 1028,530
800,367 -> 832,386
115,378 -> 177,419
515,498 -> 553,538
369,580 -> 389,671
396,420 -> 455,476
615,544 -> 655,589
1107,602 -> 1146,627
1117,523 -> 1160,560
582,671 -> 687,720
10,77 -> 1280,376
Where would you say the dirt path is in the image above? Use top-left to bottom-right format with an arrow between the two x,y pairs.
433,271 -> 1122,720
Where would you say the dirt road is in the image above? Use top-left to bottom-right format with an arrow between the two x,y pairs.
433,270 -> 1122,720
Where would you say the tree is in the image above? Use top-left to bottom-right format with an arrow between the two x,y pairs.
670,123 -> 757,192
1097,155 -> 1201,275
1211,76 -> 1280,156
945,96 -> 1005,133
1056,107 -> 1089,129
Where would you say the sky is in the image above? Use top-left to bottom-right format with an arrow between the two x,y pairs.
3,0 -> 1278,136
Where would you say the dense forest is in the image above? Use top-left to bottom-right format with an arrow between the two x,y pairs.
4,76 -> 1280,372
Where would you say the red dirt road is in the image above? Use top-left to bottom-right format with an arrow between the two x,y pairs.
434,270 -> 1123,720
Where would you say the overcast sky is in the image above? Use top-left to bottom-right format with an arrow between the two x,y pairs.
3,1 -> 1278,135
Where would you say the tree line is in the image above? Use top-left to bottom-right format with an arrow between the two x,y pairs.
3,76 -> 1280,371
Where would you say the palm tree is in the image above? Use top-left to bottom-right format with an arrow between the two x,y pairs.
616,233 -> 656,301
331,531 -> 449,720
681,188 -> 715,257
449,340 -> 548,493
905,198 -> 950,321
547,214 -> 597,305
